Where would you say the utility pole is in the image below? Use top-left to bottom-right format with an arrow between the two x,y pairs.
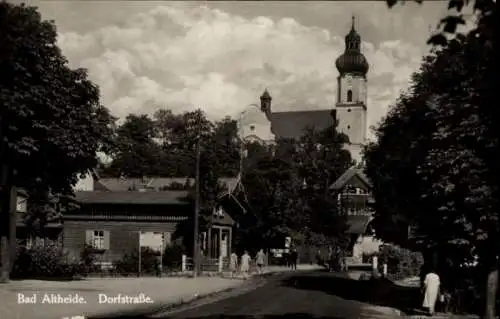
193,114 -> 201,277
138,231 -> 142,277
237,104 -> 260,177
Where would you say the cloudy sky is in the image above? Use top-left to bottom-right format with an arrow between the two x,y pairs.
19,1 -> 473,136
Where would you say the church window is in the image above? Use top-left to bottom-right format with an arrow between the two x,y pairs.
347,108 -> 351,112
347,125 -> 351,129
347,90 -> 353,102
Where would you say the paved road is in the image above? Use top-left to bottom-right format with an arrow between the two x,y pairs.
94,271 -> 413,319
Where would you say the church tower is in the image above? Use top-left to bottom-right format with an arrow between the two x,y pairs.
335,16 -> 369,164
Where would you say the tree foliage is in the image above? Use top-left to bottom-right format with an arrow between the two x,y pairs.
239,123 -> 352,251
0,1 -> 115,282
366,0 -> 498,315
0,2 -> 116,194
294,126 -> 352,248
106,114 -> 161,178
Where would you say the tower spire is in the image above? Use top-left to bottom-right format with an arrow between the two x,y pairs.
351,15 -> 356,31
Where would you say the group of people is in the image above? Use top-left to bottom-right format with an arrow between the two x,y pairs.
283,248 -> 298,269
229,249 -> 266,278
315,248 -> 347,272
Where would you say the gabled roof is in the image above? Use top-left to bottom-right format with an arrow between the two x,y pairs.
347,215 -> 373,234
329,166 -> 371,191
94,180 -> 110,191
211,211 -> 236,226
269,109 -> 335,140
17,188 -> 29,198
74,191 -> 189,205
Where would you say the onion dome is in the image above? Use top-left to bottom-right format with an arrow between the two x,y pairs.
335,16 -> 369,76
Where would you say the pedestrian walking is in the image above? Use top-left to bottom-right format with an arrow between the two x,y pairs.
285,252 -> 291,268
229,251 -> 238,278
316,249 -> 323,267
240,250 -> 251,279
290,248 -> 298,270
256,249 -> 266,274
422,269 -> 441,316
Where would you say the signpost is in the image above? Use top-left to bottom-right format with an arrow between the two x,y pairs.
284,236 -> 291,253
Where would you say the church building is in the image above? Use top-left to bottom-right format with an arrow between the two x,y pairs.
241,17 -> 369,164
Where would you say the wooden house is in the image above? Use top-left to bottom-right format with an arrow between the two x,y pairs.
329,166 -> 382,265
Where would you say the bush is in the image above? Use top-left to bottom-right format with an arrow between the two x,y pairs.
378,244 -> 423,278
162,242 -> 185,270
80,244 -> 99,274
114,247 -> 160,275
11,241 -> 83,279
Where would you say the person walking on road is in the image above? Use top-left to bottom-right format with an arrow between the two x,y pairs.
256,249 -> 266,274
240,250 -> 251,279
229,251 -> 238,278
290,248 -> 298,270
422,269 -> 441,316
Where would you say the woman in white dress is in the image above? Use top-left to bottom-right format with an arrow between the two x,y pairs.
422,270 -> 441,315
229,252 -> 238,277
240,251 -> 251,279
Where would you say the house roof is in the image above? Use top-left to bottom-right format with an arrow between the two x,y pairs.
347,215 -> 373,234
330,166 -> 371,191
74,191 -> 189,205
98,177 -> 240,193
17,188 -> 28,198
211,212 -> 236,226
94,180 -> 110,191
269,109 -> 335,140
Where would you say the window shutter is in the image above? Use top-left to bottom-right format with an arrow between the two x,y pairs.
85,230 -> 93,246
103,230 -> 110,250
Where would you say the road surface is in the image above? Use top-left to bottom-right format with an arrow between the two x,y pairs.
92,271 -> 416,319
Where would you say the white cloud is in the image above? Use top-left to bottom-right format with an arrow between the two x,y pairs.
50,2 -> 437,136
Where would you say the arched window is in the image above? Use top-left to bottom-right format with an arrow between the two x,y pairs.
347,90 -> 353,102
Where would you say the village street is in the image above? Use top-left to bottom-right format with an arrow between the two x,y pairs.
89,271 -> 413,319
143,271 -> 403,319
93,270 -> 479,319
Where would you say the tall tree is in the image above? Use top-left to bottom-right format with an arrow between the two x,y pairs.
382,0 -> 498,316
366,1 -> 497,314
240,138 -> 302,251
0,2 -> 115,282
294,126 -> 352,248
105,114 -> 161,178
239,123 -> 352,252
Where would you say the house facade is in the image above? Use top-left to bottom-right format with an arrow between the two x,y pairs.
63,190 -> 192,264
66,173 -> 237,263
330,166 -> 382,265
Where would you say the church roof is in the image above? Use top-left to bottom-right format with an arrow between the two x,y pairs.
269,109 -> 335,140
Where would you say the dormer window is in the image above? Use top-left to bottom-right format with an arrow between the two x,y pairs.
347,90 -> 353,102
